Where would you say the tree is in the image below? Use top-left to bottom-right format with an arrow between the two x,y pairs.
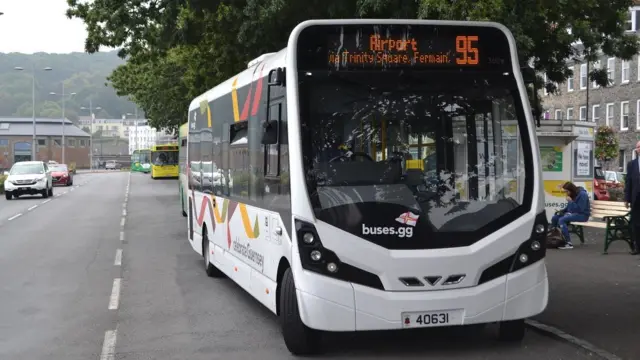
66,0 -> 640,130
594,125 -> 620,170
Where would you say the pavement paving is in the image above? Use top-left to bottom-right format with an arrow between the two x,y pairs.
533,227 -> 640,360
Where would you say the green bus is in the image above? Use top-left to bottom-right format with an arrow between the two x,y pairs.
131,149 -> 151,173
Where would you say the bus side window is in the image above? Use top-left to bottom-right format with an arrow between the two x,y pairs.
265,103 -> 281,177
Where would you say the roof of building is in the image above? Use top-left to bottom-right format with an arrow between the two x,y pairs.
0,117 -> 90,138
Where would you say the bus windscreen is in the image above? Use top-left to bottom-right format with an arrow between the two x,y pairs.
296,24 -> 512,72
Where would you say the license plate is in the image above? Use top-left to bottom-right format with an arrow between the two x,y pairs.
401,309 -> 463,328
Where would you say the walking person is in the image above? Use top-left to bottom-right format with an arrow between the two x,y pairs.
550,182 -> 591,249
624,141 -> 640,255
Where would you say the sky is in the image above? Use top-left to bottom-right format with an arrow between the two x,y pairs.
0,0 -> 91,54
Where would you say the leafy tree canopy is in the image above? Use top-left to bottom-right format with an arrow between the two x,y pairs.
0,51 -> 142,121
67,0 -> 640,131
594,125 -> 620,162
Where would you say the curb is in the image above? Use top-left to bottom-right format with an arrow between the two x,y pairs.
525,319 -> 622,360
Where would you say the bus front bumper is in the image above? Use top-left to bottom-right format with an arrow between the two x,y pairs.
292,256 -> 548,332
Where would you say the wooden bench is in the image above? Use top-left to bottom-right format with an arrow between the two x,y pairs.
556,200 -> 634,254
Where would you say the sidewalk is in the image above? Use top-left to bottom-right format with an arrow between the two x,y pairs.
534,227 -> 640,360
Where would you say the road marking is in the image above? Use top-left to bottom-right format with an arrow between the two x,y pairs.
114,249 -> 122,266
120,217 -> 126,227
122,209 -> 127,216
56,193 -> 62,197
100,329 -> 117,360
108,278 -> 121,310
119,231 -> 125,242
27,205 -> 38,211
8,213 -> 22,221
526,320 -> 622,360
42,199 -> 51,204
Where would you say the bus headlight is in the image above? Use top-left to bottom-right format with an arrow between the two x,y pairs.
294,219 -> 384,290
510,212 -> 548,273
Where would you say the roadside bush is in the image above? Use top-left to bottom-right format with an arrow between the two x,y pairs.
608,187 -> 625,202
0,175 -> 6,194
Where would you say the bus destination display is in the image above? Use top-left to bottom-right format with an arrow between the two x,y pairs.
310,25 -> 511,71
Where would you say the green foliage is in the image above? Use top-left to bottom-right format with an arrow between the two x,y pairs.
0,175 -> 5,194
66,0 -> 640,130
594,125 -> 620,162
0,51 -> 141,121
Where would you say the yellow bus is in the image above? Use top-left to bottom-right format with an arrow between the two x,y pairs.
150,144 -> 179,179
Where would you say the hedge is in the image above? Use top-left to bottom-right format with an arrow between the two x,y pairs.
0,175 -> 5,194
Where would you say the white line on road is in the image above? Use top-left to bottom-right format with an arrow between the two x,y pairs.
70,187 -> 75,191
55,193 -> 62,197
119,231 -> 124,242
42,199 -> 51,204
526,320 -> 622,360
108,278 -> 121,310
120,217 -> 126,227
27,205 -> 38,211
114,249 -> 122,266
7,213 -> 22,221
100,329 -> 117,360
122,209 -> 127,216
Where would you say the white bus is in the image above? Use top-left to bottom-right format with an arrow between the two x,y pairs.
184,19 -> 548,355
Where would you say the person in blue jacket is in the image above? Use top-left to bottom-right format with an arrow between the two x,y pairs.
551,181 -> 591,249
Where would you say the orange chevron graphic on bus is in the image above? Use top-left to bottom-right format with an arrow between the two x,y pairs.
193,194 -> 260,249
231,64 -> 266,123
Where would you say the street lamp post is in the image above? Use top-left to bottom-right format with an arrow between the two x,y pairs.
80,101 -> 101,170
14,65 -> 52,160
50,84 -> 76,164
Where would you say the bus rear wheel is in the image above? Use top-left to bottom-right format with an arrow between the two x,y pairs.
203,230 -> 224,278
498,319 -> 525,342
280,268 -> 321,355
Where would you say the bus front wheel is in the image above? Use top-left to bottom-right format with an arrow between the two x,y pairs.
498,319 -> 525,342
280,268 -> 321,355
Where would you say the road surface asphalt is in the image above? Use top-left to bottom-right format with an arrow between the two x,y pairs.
0,171 -> 612,359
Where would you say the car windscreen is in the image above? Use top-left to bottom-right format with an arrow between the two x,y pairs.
10,164 -> 44,175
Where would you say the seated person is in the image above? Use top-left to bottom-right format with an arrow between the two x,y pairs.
551,181 -> 590,250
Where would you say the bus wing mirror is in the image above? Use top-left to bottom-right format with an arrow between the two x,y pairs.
269,68 -> 285,86
261,120 -> 279,145
521,66 -> 536,85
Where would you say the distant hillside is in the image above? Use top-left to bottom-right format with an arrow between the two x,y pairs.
0,50 -> 142,122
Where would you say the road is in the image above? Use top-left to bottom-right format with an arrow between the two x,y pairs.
0,172 -> 599,359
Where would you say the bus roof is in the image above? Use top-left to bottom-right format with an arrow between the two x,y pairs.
179,123 -> 188,138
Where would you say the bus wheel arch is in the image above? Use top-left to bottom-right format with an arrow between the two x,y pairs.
202,223 -> 224,278
275,257 -> 291,316
278,259 -> 321,355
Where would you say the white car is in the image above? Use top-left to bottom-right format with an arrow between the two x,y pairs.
3,161 -> 54,200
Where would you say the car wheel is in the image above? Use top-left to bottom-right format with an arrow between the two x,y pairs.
5,191 -> 11,200
42,188 -> 49,198
48,186 -> 53,197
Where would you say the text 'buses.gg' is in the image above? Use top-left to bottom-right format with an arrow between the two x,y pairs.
183,19 -> 548,355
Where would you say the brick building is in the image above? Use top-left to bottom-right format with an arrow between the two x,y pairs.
541,3 -> 640,172
0,117 -> 91,170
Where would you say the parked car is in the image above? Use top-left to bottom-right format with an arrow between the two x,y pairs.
594,166 -> 610,200
50,163 -> 73,186
3,161 -> 54,200
105,160 -> 122,170
605,170 -> 624,189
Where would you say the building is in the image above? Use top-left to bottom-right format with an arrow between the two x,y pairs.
541,3 -> 640,172
128,124 -> 172,154
78,116 -> 146,139
0,117 -> 91,169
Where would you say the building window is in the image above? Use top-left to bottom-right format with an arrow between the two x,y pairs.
607,58 -> 615,84
54,138 -> 62,147
593,61 -> 601,88
543,73 -> 548,95
622,60 -> 630,83
566,107 -> 574,120
621,101 -> 630,130
68,138 -> 76,147
619,150 -> 627,172
0,123 -> 9,130
37,139 -> 46,146
0,139 -> 8,147
567,66 -> 574,92
555,109 -> 562,120
579,106 -> 587,121
625,11 -> 633,31
592,105 -> 600,123
580,64 -> 587,89
606,103 -> 615,126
